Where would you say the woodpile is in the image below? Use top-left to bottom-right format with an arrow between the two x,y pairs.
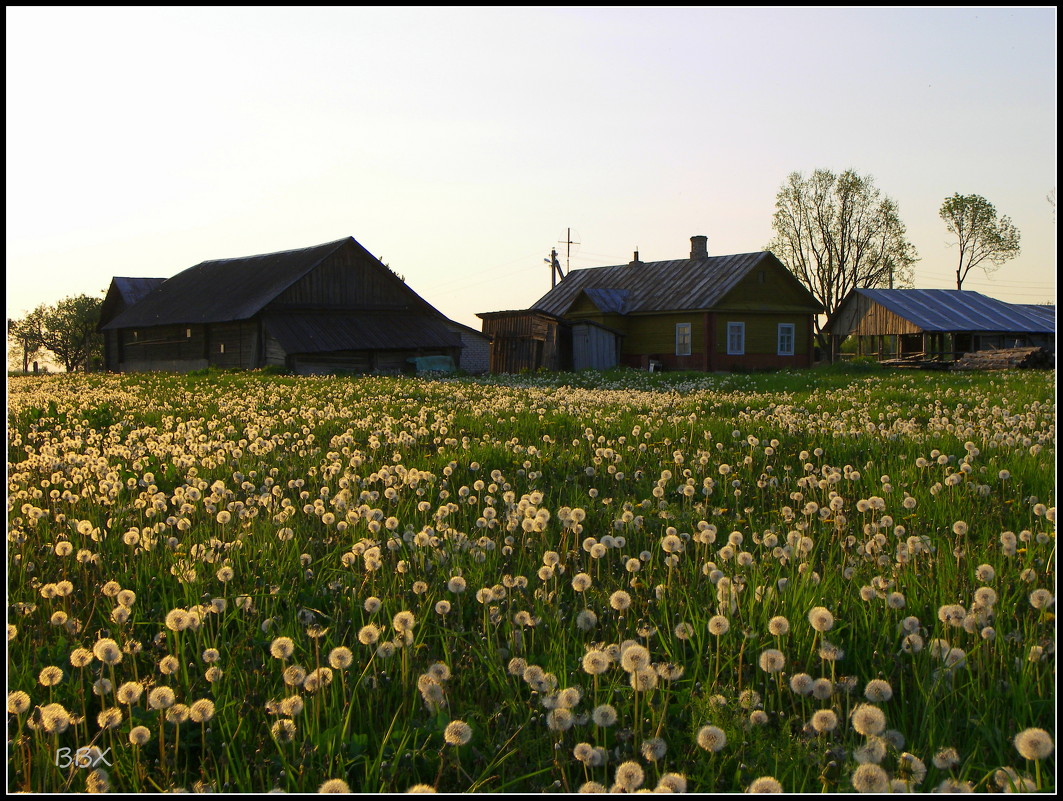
952,347 -> 1054,371
880,354 -> 952,370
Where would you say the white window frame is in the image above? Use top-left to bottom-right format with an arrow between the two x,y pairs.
777,323 -> 795,356
675,322 -> 692,356
726,322 -> 745,355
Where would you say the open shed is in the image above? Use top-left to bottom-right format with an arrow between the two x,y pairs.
823,289 -> 1055,363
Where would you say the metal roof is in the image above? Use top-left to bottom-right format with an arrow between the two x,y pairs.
530,252 -> 822,316
112,277 -> 166,305
1016,304 -> 1057,329
264,311 -> 461,354
102,238 -> 355,329
844,289 -> 1056,334
582,288 -> 630,314
98,277 -> 168,329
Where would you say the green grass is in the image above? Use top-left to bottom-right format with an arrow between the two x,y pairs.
6,366 -> 1055,793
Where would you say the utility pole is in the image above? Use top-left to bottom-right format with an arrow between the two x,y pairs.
545,248 -> 564,288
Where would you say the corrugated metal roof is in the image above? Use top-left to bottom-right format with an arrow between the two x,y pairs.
531,252 -> 821,316
1016,304 -> 1057,329
102,238 -> 354,329
264,311 -> 461,354
851,289 -> 1056,333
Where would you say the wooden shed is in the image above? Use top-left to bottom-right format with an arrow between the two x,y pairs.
476,309 -> 570,373
823,289 -> 1056,363
479,236 -> 823,373
100,237 -> 466,374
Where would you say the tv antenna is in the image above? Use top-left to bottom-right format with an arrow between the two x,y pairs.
558,227 -> 581,273
545,228 -> 580,288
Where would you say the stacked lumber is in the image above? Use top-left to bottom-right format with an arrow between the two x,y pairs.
952,347 -> 1054,371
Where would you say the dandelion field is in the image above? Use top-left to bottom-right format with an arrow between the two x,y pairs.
7,366 -> 1055,793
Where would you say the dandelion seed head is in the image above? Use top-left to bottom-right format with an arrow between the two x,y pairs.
270,636 -> 295,660
811,708 -> 838,733
697,724 -> 727,752
850,703 -> 886,736
758,648 -> 786,673
271,718 -> 297,742
190,698 -> 215,723
863,679 -> 893,703
443,719 -> 472,746
932,746 -> 961,769
613,761 -> 645,791
747,776 -> 783,793
851,763 -> 889,793
92,638 -> 122,665
789,673 -> 813,696
808,606 -> 834,632
129,725 -> 151,745
609,590 -> 632,611
38,665 -> 63,687
8,690 -> 32,715
1013,727 -> 1053,761
592,703 -> 617,727
318,779 -> 351,793
619,643 -> 650,673
148,686 -> 175,710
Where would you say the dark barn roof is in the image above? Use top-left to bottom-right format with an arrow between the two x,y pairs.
98,277 -> 167,329
531,252 -> 823,317
826,289 -> 1056,335
102,238 -> 357,330
263,311 -> 460,354
112,276 -> 167,305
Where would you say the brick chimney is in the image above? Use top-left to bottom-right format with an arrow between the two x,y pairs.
691,235 -> 708,259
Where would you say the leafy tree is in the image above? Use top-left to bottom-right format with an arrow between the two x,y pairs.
766,168 -> 918,349
8,310 -> 47,372
939,193 -> 1021,290
10,294 -> 104,372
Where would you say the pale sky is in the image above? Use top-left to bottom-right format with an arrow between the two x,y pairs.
6,6 -> 1057,330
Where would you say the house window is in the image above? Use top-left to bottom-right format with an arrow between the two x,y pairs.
675,323 -> 691,356
186,328 -> 192,338
219,343 -> 225,354
727,322 -> 745,355
777,323 -> 795,356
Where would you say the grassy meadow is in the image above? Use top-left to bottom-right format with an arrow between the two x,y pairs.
6,365 -> 1056,793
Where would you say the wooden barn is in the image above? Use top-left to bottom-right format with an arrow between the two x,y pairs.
479,236 -> 824,372
99,237 -> 471,375
822,288 -> 1056,363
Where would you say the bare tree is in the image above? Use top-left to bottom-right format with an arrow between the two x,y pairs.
939,193 -> 1021,290
767,168 -> 918,348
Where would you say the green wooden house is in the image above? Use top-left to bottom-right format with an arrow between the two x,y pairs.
482,236 -> 824,372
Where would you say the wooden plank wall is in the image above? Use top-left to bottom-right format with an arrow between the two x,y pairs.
273,246 -> 413,309
117,321 -> 259,371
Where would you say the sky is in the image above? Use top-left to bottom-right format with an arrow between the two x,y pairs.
6,7 -> 1057,331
